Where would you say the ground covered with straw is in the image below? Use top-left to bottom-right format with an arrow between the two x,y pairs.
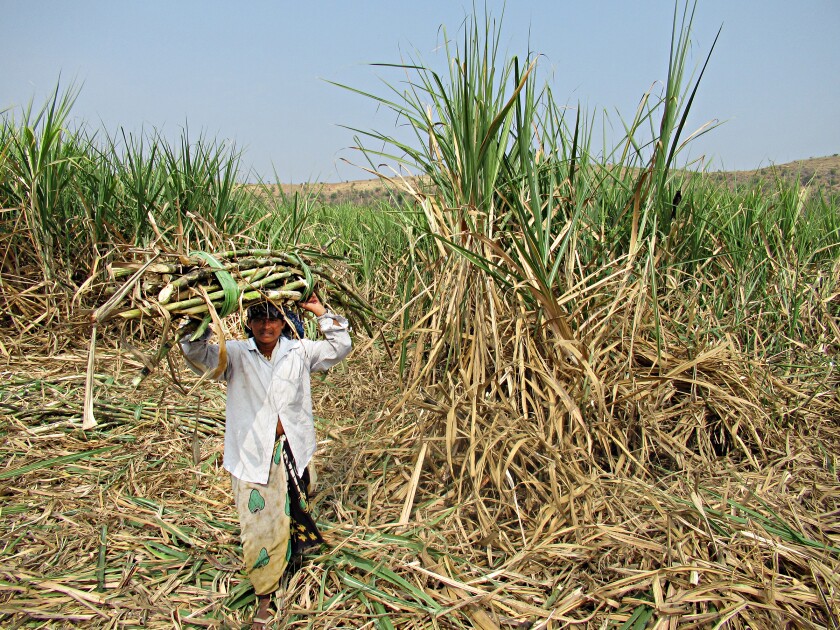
2,309 -> 838,628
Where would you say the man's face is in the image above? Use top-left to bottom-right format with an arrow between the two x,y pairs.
250,315 -> 285,349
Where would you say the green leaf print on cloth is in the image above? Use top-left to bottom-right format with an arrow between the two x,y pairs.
248,489 -> 266,513
285,493 -> 291,516
274,442 -> 283,465
253,547 -> 270,569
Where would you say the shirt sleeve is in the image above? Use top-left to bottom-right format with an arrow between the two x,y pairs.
180,336 -> 223,378
306,312 -> 352,372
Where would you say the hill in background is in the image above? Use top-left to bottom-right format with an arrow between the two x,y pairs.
269,155 -> 840,206
707,154 -> 840,196
276,176 -> 411,206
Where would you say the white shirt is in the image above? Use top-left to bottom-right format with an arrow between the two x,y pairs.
180,313 -> 352,484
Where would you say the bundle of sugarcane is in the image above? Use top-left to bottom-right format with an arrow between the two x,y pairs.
96,248 -> 371,327
82,247 -> 374,429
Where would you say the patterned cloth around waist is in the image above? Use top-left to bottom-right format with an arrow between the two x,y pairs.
231,436 -> 325,595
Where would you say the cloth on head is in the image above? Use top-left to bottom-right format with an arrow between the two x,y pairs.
246,302 -> 305,339
246,301 -> 284,321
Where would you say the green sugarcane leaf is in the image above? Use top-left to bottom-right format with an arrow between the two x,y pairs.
0,445 -> 120,480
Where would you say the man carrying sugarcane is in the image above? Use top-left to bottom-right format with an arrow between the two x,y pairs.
180,294 -> 351,628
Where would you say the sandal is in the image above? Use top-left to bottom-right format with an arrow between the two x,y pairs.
252,595 -> 274,629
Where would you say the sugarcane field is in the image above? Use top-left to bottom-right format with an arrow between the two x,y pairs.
2,7 -> 839,630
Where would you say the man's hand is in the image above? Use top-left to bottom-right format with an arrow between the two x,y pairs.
178,317 -> 212,342
299,293 -> 327,317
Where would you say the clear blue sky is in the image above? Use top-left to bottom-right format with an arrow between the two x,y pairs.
2,1 -> 838,183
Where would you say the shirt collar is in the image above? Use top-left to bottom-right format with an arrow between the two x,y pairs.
246,336 -> 297,359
